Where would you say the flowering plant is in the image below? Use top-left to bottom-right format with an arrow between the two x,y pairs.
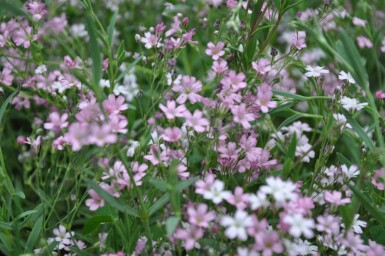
1,0 -> 385,255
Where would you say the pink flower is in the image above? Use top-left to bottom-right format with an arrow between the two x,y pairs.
85,189 -> 105,211
356,36 -> 373,48
11,95 -> 30,110
163,127 -> 182,142
323,190 -> 351,206
44,112 -> 69,134
13,26 -> 37,48
24,1 -> 47,21
109,115 -> 128,134
225,187 -> 249,210
381,38 -> 385,52
227,0 -> 238,9
252,58 -> 271,75
172,76 -> 202,104
254,231 -> 284,255
89,124 -> 117,147
144,145 -> 161,165
0,68 -> 13,86
221,70 -> 247,92
174,225 -> 203,251
352,17 -> 367,27
291,31 -> 307,50
64,55 -> 78,69
231,103 -> 255,129
140,32 -> 160,49
159,100 -> 186,119
64,123 -> 90,151
102,94 -> 128,116
376,90 -> 385,99
256,83 -> 277,113
184,110 -> 209,133
187,203 -> 216,228
371,168 -> 385,190
212,59 -> 228,74
205,41 -> 225,60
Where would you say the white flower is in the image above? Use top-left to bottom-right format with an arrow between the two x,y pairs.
340,96 -> 368,111
284,214 -> 315,238
70,24 -> 88,38
341,214 -> 367,234
140,32 -> 162,49
341,164 -> 359,179
35,65 -> 47,74
203,180 -> 231,204
333,113 -> 352,130
284,239 -> 318,256
248,191 -> 270,210
127,140 -> 140,157
338,71 -> 356,84
237,247 -> 259,256
220,210 -> 253,241
295,135 -> 315,163
99,79 -> 111,88
304,66 -> 329,77
114,72 -> 139,102
260,176 -> 298,207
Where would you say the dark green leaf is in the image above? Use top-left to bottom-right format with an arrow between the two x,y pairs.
148,194 -> 170,216
341,108 -> 374,149
83,215 -> 114,235
24,216 -> 43,253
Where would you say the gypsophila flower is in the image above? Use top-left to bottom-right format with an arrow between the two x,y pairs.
304,66 -> 329,77
338,71 -> 356,84
220,210 -> 253,241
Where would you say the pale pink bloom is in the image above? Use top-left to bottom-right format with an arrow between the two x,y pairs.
11,95 -> 30,110
165,16 -> 181,37
51,225 -> 74,250
283,213 -> 315,238
203,180 -> 231,204
212,59 -> 228,74
195,173 -> 216,195
324,190 -> 351,206
316,214 -> 340,235
163,127 -> 182,142
291,31 -> 307,50
64,123 -> 90,151
109,115 -> 128,134
89,124 -> 117,147
24,1 -> 47,21
366,240 -> 385,256
144,145 -> 161,165
103,94 -> 128,116
85,189 -> 105,211
220,210 -> 253,241
0,68 -> 13,85
159,100 -> 187,119
256,83 -> 277,113
254,231 -> 284,255
102,58 -> 109,71
226,0 -> 238,9
174,225 -> 203,250
181,29 -> 198,45
356,36 -> 373,48
187,203 -> 216,228
221,70 -> 247,92
172,76 -> 202,104
372,168 -> 385,190
13,26 -> 37,48
44,112 -> 69,133
141,32 -> 161,49
184,110 -> 209,133
260,176 -> 298,207
352,17 -> 367,27
205,41 -> 225,60
376,90 -> 385,99
252,58 -> 271,75
225,186 -> 249,210
231,103 -> 255,129
44,13 -> 68,34
64,55 -> 78,69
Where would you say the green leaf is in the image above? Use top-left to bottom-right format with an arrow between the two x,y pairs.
339,204 -> 354,231
24,216 -> 43,253
85,15 -> 102,97
149,179 -> 168,192
148,194 -> 170,216
0,90 -> 19,126
349,184 -> 385,226
13,210 -> 37,222
341,108 -> 374,150
0,221 -> 13,230
83,215 -> 114,235
166,216 -> 180,236
107,10 -> 118,46
86,179 -> 139,217
272,0 -> 281,10
0,0 -> 26,16
273,89 -> 308,101
282,134 -> 297,178
175,176 -> 199,192
12,191 -> 25,199
337,152 -> 352,166
269,102 -> 295,115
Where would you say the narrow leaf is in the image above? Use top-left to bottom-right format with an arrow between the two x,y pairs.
148,194 -> 170,216
24,216 -> 43,253
83,215 -> 114,235
107,10 -> 118,45
166,216 -> 180,236
341,108 -> 374,149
